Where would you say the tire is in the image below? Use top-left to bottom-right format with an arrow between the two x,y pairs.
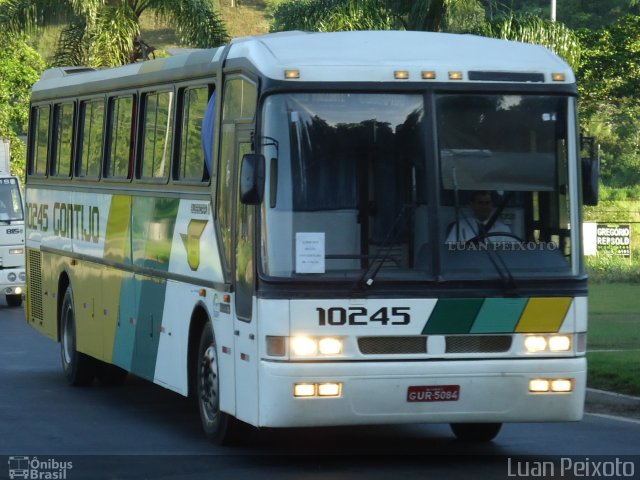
450,423 -> 502,442
6,294 -> 22,307
96,361 -> 128,386
196,321 -> 248,445
60,287 -> 95,386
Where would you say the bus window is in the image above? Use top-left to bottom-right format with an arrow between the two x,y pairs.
52,102 -> 74,178
31,105 -> 50,176
222,77 -> 256,121
77,99 -> 104,179
105,94 -> 135,179
140,90 -> 173,180
178,86 -> 210,182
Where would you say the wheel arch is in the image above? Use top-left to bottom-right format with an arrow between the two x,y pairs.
56,271 -> 71,342
187,304 -> 211,399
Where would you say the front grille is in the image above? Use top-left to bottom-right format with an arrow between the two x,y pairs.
445,335 -> 512,353
27,249 -> 43,322
358,336 -> 427,354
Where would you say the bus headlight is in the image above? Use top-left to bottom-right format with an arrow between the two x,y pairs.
7,272 -> 17,282
19,272 -> 26,281
291,337 -> 317,356
524,336 -> 547,353
525,334 -> 572,353
548,335 -> 571,352
290,336 -> 343,356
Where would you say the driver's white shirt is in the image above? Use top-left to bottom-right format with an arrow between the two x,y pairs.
445,217 -> 511,243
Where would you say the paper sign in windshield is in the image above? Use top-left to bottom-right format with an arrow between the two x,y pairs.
296,232 -> 325,273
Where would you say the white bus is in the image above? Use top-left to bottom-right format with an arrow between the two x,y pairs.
25,30 -> 598,444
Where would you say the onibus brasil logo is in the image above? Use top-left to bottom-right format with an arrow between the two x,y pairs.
8,456 -> 73,479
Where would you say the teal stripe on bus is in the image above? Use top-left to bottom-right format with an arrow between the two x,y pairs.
470,298 -> 528,333
112,273 -> 137,370
130,275 -> 166,381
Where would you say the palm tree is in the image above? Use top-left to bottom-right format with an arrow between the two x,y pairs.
0,0 -> 229,67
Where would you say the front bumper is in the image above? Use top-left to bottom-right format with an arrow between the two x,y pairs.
257,357 -> 586,428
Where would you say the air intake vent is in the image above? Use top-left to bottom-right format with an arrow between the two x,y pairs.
468,71 -> 545,83
27,249 -> 43,322
358,336 -> 427,354
445,335 -> 512,353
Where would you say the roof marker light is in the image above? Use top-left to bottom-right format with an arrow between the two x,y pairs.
394,70 -> 409,80
284,69 -> 300,79
552,73 -> 566,82
422,71 -> 437,80
448,71 -> 463,80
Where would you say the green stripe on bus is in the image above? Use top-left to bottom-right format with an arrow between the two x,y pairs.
104,195 -> 132,264
132,196 -> 179,271
469,298 -> 528,333
422,298 -> 484,334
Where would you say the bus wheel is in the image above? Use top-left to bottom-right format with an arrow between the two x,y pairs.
60,287 -> 95,386
197,322 -> 245,445
450,423 -> 502,442
6,294 -> 22,307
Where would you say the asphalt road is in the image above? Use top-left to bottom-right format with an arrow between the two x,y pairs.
1,299 -> 639,480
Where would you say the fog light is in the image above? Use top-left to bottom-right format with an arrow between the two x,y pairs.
525,336 -> 547,353
529,379 -> 550,392
319,337 -> 342,355
318,383 -> 341,397
294,384 -> 316,397
291,337 -> 317,356
549,335 -> 571,352
551,379 -> 573,392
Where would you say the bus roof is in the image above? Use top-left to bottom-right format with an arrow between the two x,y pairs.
32,30 -> 574,100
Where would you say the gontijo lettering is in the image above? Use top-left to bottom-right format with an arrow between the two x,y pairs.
27,202 -> 100,242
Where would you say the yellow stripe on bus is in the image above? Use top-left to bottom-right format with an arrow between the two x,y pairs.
515,297 -> 572,333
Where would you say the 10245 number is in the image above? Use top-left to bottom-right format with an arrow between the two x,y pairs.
317,307 -> 410,326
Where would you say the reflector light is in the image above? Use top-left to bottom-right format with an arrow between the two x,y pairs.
294,384 -> 316,397
266,336 -> 286,356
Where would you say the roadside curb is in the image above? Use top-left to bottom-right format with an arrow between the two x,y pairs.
586,388 -> 640,409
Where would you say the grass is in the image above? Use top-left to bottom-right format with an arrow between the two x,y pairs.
587,282 -> 640,395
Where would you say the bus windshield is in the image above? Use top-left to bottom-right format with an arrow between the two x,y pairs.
260,92 -> 576,282
0,178 -> 24,222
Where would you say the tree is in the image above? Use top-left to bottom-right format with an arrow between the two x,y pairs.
0,0 -> 229,67
0,35 -> 45,180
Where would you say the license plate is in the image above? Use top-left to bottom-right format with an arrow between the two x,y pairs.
407,385 -> 460,402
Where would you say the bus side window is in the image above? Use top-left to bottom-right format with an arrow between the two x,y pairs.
105,94 -> 135,179
140,90 -> 173,181
51,102 -> 75,178
176,85 -> 211,182
77,99 -> 104,179
29,105 -> 50,176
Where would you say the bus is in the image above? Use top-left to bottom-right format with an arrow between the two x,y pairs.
25,30 -> 599,444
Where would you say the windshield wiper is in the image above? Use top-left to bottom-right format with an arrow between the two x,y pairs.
354,203 -> 413,289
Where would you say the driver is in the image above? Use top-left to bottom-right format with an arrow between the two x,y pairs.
445,190 -> 512,243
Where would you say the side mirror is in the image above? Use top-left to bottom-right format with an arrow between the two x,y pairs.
581,136 -> 599,206
239,153 -> 265,205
